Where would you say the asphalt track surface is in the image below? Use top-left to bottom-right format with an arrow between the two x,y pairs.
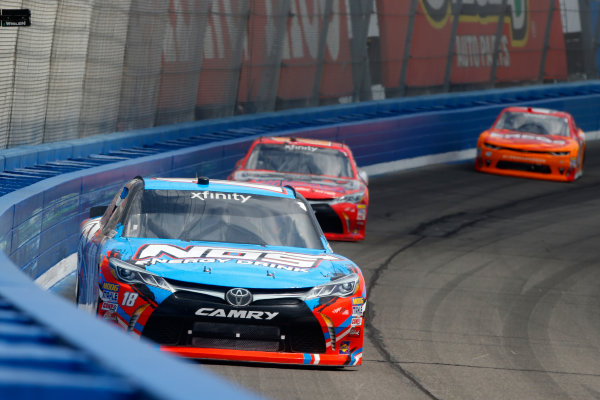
56,141 -> 600,399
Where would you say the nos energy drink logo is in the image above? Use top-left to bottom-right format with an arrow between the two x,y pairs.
420,0 -> 528,46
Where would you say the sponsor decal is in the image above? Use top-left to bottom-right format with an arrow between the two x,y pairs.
195,308 -> 279,320
339,341 -> 350,355
101,302 -> 118,312
352,305 -> 363,317
357,205 -> 366,221
490,132 -> 566,145
101,289 -> 118,303
349,327 -> 361,337
102,282 -> 120,292
503,154 -> 546,163
133,244 -> 343,272
352,297 -> 364,305
351,317 -> 363,327
191,191 -> 251,203
154,178 -> 285,193
102,313 -> 117,321
284,144 -> 319,152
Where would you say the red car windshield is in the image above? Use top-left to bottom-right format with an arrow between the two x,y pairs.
245,143 -> 354,178
494,111 -> 570,136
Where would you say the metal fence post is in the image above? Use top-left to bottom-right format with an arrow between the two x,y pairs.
538,0 -> 556,82
398,0 -> 419,96
310,0 -> 333,106
489,0 -> 508,87
594,1 -> 600,78
579,0 -> 597,78
254,0 -> 290,113
443,0 -> 462,92
349,0 -> 374,102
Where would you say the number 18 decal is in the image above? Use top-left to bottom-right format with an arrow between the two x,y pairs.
122,292 -> 138,307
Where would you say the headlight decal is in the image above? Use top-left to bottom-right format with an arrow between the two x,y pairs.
304,273 -> 359,300
109,257 -> 174,293
335,191 -> 365,204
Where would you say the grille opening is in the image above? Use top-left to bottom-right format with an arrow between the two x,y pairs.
191,322 -> 282,352
311,204 -> 344,234
496,161 -> 551,174
288,322 -> 326,353
144,316 -> 185,345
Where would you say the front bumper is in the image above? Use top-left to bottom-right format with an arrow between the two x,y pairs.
141,292 -> 327,354
475,146 -> 579,182
162,346 -> 363,366
100,283 -> 366,367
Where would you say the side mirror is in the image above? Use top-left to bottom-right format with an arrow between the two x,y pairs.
89,205 -> 108,219
358,169 -> 369,185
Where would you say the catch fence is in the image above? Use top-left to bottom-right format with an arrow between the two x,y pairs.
0,0 -> 598,149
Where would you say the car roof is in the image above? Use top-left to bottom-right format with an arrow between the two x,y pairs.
254,136 -> 350,151
144,177 -> 296,198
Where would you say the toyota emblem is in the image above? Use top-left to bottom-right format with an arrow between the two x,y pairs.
225,288 -> 253,306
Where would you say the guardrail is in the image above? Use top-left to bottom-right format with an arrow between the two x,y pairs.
2,81 -> 600,398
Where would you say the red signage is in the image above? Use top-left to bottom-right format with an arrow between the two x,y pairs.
376,0 -> 567,89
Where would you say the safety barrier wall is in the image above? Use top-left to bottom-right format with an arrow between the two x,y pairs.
4,81 -> 600,280
1,81 -> 600,397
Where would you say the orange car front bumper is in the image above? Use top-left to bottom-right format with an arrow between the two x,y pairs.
475,147 -> 580,182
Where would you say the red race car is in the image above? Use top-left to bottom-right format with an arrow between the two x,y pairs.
229,137 -> 369,241
475,107 -> 586,182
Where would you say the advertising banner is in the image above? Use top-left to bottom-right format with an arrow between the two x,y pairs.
196,0 -> 247,117
277,0 -> 355,105
377,0 -> 567,90
157,0 -> 210,124
236,0 -> 288,113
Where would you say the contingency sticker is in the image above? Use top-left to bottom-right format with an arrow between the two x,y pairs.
339,341 -> 350,355
101,302 -> 118,312
101,289 -> 118,303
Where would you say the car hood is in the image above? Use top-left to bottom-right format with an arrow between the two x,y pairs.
234,171 -> 363,200
106,238 -> 357,289
484,130 -> 574,150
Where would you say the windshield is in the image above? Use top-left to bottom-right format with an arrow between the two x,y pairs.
494,111 -> 569,136
121,189 -> 324,250
245,143 -> 354,178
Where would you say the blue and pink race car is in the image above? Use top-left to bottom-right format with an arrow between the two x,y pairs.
77,176 -> 366,366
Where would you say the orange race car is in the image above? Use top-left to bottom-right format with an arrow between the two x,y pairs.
475,107 -> 586,182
